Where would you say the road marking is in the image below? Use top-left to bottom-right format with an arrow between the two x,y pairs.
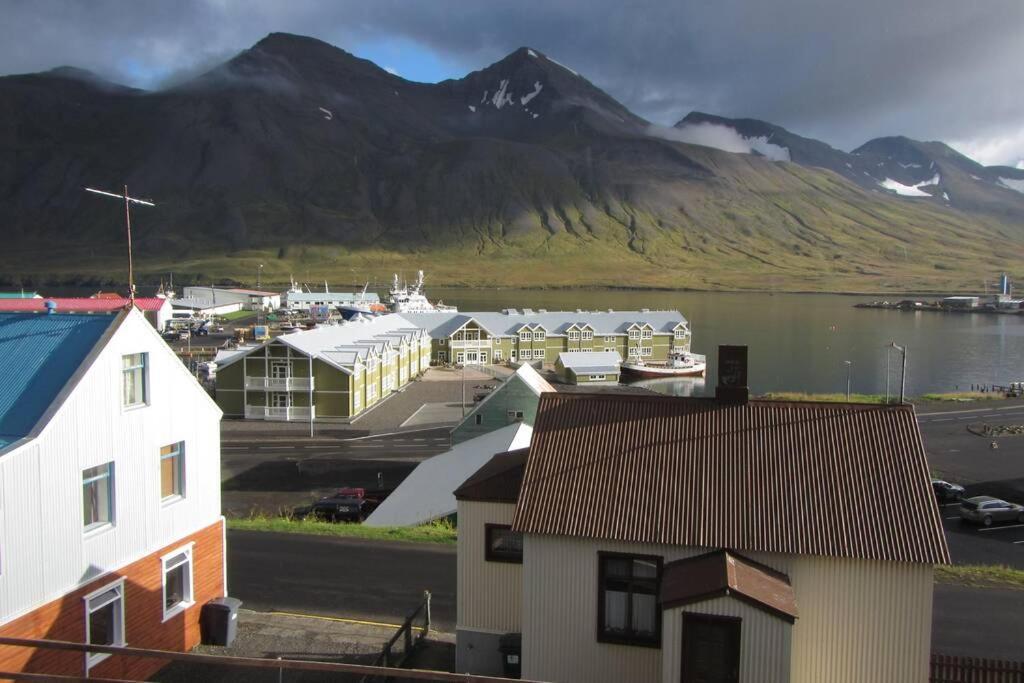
979,524 -> 1024,532
945,516 -> 960,520
927,418 -> 955,422
1014,541 -> 1024,545
919,407 -> 1003,417
340,426 -> 451,441
263,610 -> 454,634
940,503 -> 961,507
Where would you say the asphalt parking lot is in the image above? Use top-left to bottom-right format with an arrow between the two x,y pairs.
917,400 -> 1024,567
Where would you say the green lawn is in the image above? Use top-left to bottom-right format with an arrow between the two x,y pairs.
758,392 -> 889,404
218,310 -> 256,322
226,515 -> 457,545
935,564 -> 1024,590
918,392 -> 1007,402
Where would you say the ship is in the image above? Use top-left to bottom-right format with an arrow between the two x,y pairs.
620,350 -> 707,378
338,283 -> 389,320
388,271 -> 457,314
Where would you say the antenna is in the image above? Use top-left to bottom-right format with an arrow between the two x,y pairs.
84,185 -> 155,304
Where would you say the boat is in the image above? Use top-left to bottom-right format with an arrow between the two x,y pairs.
621,350 -> 706,378
388,271 -> 457,314
337,282 -> 389,320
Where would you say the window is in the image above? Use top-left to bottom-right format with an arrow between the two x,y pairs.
628,347 -> 640,357
604,336 -> 616,343
162,546 -> 194,620
485,524 -> 523,563
534,330 -> 545,341
605,347 -> 616,353
83,463 -> 114,531
519,331 -> 532,342
642,347 -> 653,357
353,391 -> 362,411
674,329 -> 688,340
475,414 -> 483,425
591,374 -> 606,381
121,353 -> 148,407
437,351 -> 448,363
641,328 -> 653,339
628,329 -> 640,340
507,409 -> 525,422
581,330 -> 593,341
493,350 -> 503,361
598,553 -> 662,646
160,442 -> 184,501
85,580 -> 125,669
567,330 -> 581,341
520,349 -> 532,360
439,338 -> 447,346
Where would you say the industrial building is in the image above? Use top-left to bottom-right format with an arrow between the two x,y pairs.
0,308 -> 225,679
181,286 -> 281,311
281,290 -> 382,312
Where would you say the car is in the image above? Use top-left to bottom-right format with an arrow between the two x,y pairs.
932,479 -> 965,503
309,487 -> 373,522
959,496 -> 1024,526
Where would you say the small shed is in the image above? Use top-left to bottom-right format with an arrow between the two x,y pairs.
555,351 -> 621,384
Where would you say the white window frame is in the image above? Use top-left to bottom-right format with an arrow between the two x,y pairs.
567,330 -> 581,341
492,350 -> 503,361
84,578 -> 126,671
591,374 -> 606,381
520,349 -> 532,360
439,338 -> 447,346
673,329 -> 688,340
641,328 -> 653,339
604,336 -> 616,343
628,329 -> 640,340
628,346 -> 640,357
161,544 -> 195,622
160,442 -> 185,504
534,330 -> 546,341
121,352 -> 149,409
507,409 -> 525,422
642,346 -> 653,357
581,330 -> 593,341
83,463 -> 115,533
519,331 -> 532,342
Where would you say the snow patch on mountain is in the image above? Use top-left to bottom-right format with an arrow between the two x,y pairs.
879,174 -> 940,197
527,49 -> 538,58
490,80 -> 515,109
999,177 -> 1024,194
318,107 -> 333,120
546,55 -> 579,76
520,81 -> 543,106
649,123 -> 790,161
467,105 -> 476,112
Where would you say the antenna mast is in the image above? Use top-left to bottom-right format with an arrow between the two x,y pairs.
84,185 -> 155,303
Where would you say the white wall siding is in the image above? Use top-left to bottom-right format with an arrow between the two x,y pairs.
662,598 -> 791,683
521,535 -> 933,683
0,310 -> 222,624
788,557 -> 933,683
457,501 -> 521,633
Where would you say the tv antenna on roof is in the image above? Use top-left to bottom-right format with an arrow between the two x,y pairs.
84,185 -> 155,304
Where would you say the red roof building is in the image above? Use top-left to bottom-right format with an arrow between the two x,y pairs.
0,298 -> 171,329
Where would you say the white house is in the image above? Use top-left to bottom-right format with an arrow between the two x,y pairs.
182,287 -> 281,312
0,308 -> 224,680
456,385 -> 949,682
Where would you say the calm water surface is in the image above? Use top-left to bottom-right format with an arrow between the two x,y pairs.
429,289 -> 1024,397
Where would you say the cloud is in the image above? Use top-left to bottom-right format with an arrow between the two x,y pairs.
1017,161 -> 1024,171
949,124 -> 1024,168
0,0 -> 1022,164
649,123 -> 791,162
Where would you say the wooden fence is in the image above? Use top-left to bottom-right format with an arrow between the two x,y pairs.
932,654 -> 1024,682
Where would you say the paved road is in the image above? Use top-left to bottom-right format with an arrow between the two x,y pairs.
228,531 -> 1022,659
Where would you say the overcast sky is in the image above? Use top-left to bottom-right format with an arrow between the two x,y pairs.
3,0 -> 1022,166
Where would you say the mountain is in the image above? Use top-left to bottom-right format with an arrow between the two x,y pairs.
1,32 -> 1023,292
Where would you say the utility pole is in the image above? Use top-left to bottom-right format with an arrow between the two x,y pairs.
84,186 -> 155,303
257,263 -> 264,289
844,360 -> 852,400
889,342 -> 907,404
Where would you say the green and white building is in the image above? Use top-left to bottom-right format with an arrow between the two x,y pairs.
451,363 -> 555,445
401,309 -> 691,366
214,314 -> 431,421
555,351 -> 622,384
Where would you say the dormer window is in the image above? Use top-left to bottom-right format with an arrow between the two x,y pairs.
641,328 -> 653,339
520,331 -> 533,342
628,329 -> 640,340
581,330 -> 593,341
568,330 -> 580,341
534,329 -> 546,341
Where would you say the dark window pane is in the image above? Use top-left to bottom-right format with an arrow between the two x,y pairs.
165,564 -> 186,610
89,603 -> 115,646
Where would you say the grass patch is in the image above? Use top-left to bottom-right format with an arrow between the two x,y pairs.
758,392 -> 889,404
218,310 -> 257,322
226,514 -> 457,545
919,391 -> 1006,402
935,564 -> 1024,590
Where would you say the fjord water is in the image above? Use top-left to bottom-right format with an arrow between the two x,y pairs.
431,289 -> 1024,397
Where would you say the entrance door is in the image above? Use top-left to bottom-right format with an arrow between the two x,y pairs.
479,351 -> 489,364
270,392 -> 291,408
465,351 -> 479,364
681,614 -> 740,683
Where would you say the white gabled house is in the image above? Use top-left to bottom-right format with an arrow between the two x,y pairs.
0,307 -> 224,680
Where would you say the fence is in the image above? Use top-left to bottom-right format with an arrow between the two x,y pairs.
360,591 -> 432,682
931,654 -> 1024,682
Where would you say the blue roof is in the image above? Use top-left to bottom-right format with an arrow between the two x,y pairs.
0,313 -> 117,450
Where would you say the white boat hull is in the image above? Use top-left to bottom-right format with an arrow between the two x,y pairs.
621,361 -> 706,378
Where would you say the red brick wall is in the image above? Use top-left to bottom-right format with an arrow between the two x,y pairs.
0,519 -> 225,680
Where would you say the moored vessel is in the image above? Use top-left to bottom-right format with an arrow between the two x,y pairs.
621,350 -> 706,378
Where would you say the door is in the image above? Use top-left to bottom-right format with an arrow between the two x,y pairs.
270,360 -> 289,379
270,392 -> 291,408
465,351 -> 478,364
480,351 -> 489,364
681,614 -> 741,683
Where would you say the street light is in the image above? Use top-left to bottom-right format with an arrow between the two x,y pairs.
257,263 -> 264,288
844,360 -> 852,400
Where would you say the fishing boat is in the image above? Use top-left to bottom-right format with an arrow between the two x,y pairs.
620,350 -> 706,378
388,271 -> 457,313
337,283 -> 389,319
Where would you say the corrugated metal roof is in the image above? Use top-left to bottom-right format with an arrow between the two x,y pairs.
0,297 -> 167,312
283,291 -> 381,303
401,309 -> 688,338
0,313 -> 117,450
557,351 -> 622,372
661,550 -> 798,622
455,448 -> 529,503
513,393 -> 949,565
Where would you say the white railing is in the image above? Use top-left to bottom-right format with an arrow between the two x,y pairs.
245,405 -> 315,421
449,339 -> 493,349
244,376 -> 313,391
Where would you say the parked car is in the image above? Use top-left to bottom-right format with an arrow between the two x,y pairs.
932,479 -> 965,503
959,496 -> 1024,526
309,487 -> 374,522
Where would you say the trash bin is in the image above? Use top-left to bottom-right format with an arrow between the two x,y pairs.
498,632 -> 521,679
200,597 -> 243,646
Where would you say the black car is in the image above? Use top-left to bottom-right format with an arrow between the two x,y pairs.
309,488 -> 372,522
932,479 -> 965,503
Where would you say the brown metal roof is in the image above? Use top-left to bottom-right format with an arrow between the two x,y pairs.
512,393 -> 950,565
660,550 -> 798,623
454,448 -> 529,504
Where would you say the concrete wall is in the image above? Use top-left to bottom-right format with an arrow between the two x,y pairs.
520,535 -> 934,683
457,501 -> 521,675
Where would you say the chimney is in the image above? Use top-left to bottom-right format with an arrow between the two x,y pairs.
716,345 -> 749,403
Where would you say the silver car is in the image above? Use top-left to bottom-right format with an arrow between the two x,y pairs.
959,496 -> 1024,526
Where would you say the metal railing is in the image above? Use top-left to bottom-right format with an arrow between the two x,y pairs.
244,405 -> 315,421
359,591 -> 432,682
244,376 -> 313,391
931,654 -> 1024,682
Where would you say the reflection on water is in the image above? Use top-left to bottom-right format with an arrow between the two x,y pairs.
431,288 -> 1024,397
623,376 -> 706,397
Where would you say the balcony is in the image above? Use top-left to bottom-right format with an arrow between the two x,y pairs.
245,376 -> 314,391
245,405 -> 316,421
